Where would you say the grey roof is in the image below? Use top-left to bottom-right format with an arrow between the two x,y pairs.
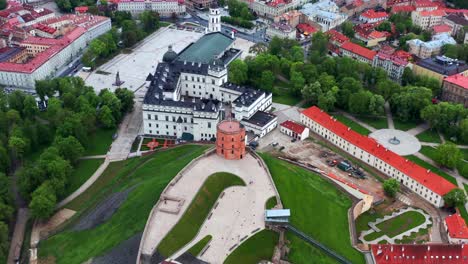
265,209 -> 291,218
445,13 -> 468,26
176,32 -> 234,64
416,56 -> 468,76
242,111 -> 277,127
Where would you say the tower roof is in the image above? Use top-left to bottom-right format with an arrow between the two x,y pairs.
162,45 -> 178,63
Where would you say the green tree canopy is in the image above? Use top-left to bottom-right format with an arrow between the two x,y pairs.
444,189 -> 467,208
433,143 -> 463,169
383,178 -> 400,198
228,59 -> 249,85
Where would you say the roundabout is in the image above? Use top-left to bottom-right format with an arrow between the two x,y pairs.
369,129 -> 421,156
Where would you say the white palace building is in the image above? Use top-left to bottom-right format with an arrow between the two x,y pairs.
300,106 -> 456,208
142,13 -> 277,141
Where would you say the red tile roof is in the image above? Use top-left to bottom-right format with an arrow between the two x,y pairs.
301,106 -> 456,196
446,213 -> 468,239
444,74 -> 468,89
393,50 -> 412,61
340,42 -> 377,61
419,9 -> 446,17
415,0 -> 439,7
371,244 -> 468,264
391,5 -> 415,13
375,52 -> 408,66
326,29 -> 350,44
281,120 -> 306,134
360,9 -> 389,19
432,24 -> 452,34
368,30 -> 387,39
75,6 -> 88,13
296,23 -> 318,35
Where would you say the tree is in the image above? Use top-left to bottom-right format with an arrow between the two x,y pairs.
122,30 -> 138,48
317,86 -> 338,111
260,71 -> 275,92
0,221 -> 8,262
461,119 -> 468,143
98,105 -> 116,128
53,136 -> 84,164
23,95 -> 38,119
433,143 -> 463,169
290,71 -> 305,96
421,102 -> 466,136
8,136 -> 27,160
383,178 -> 400,197
310,32 -> 328,58
302,81 -> 322,105
0,146 -> 9,173
100,90 -> 122,121
390,86 -> 432,121
140,10 -> 160,33
341,21 -> 355,38
228,59 -> 248,85
376,21 -> 392,33
115,88 -> 135,114
444,189 -> 467,207
29,182 -> 57,219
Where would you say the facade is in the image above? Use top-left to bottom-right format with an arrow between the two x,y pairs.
114,0 -> 186,17
208,3 -> 221,32
411,10 -> 445,30
238,0 -> 307,19
442,74 -> 468,107
339,41 -> 377,64
443,13 -> 468,38
300,106 -> 456,207
184,0 -> 212,10
301,0 -> 348,32
142,32 -> 276,141
216,120 -> 246,160
407,33 -> 456,59
359,9 -> 388,23
432,24 -> 453,36
355,28 -> 387,47
372,52 -> 408,83
371,244 -> 468,264
280,120 -> 309,140
413,56 -> 468,83
273,10 -> 302,27
266,22 -> 296,39
445,213 -> 468,244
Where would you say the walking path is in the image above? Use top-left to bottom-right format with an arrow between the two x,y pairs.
359,207 -> 431,244
406,123 -> 430,136
79,155 -> 107,160
420,142 -> 468,149
384,102 -> 394,129
338,111 -> 377,133
7,208 -> 28,264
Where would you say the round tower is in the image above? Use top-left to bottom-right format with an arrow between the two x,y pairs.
216,120 -> 246,160
208,2 -> 221,33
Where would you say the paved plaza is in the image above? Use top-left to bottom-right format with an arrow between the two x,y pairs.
369,129 -> 422,156
83,27 -> 255,93
139,153 -> 276,263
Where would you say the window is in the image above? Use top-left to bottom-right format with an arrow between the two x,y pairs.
155,115 -> 158,120
172,116 -> 176,122
165,116 -> 169,121
212,79 -> 215,84
208,122 -> 211,128
147,114 -> 151,119
173,125 -> 176,129
166,125 -> 168,129
149,123 -> 152,127
185,76 -> 187,80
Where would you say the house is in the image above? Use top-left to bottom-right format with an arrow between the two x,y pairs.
407,33 -> 456,59
327,29 -> 350,55
411,10 -> 446,30
359,9 -> 388,23
237,0 -> 307,19
266,22 -> 297,39
339,41 -> 377,64
372,51 -> 408,83
443,13 -> 468,38
273,9 -> 302,27
445,213 -> 468,244
371,244 -> 468,264
112,0 -> 186,17
355,27 -> 387,47
442,74 -> 468,107
432,24 -> 453,36
300,106 -> 456,207
280,120 -> 309,140
413,56 -> 468,83
301,0 -> 348,31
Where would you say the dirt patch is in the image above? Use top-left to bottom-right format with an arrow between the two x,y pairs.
72,186 -> 135,231
91,232 -> 142,264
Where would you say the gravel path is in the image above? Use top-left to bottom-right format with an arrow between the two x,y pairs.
91,232 -> 142,264
72,187 -> 135,231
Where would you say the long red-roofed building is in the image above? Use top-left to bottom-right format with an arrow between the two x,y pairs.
339,41 -> 377,64
445,213 -> 468,244
300,106 -> 456,207
371,244 -> 468,264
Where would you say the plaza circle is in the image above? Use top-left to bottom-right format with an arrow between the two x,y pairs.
369,129 -> 421,156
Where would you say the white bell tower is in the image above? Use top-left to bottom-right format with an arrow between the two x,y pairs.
208,2 -> 221,33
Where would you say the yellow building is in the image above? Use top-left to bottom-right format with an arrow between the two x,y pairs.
413,56 -> 468,83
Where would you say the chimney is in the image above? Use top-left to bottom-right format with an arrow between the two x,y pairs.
427,246 -> 430,251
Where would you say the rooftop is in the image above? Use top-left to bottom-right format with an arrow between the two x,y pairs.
416,56 -> 468,76
371,244 -> 468,264
242,111 -> 277,128
340,41 -> 377,60
218,120 -> 244,133
265,209 -> 291,218
418,9 -> 445,17
432,24 -> 452,34
302,106 -> 456,196
176,32 -> 234,64
445,213 -> 468,239
360,9 -> 388,19
280,120 -> 306,134
444,74 -> 468,89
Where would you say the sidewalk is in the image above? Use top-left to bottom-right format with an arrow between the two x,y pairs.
337,111 -> 377,133
7,208 -> 28,264
384,102 -> 394,129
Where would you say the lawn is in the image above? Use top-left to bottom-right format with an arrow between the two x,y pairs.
39,145 -> 209,264
355,115 -> 388,130
83,128 -> 116,156
419,146 -> 437,161
224,230 -> 279,264
186,235 -> 212,257
393,119 -> 421,131
62,159 -> 104,200
333,114 -> 371,136
272,87 -> 302,106
265,196 -> 277,209
375,211 -> 426,238
259,154 -> 365,264
355,210 -> 383,235
158,172 -> 245,257
416,129 -> 441,143
406,155 -> 457,185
